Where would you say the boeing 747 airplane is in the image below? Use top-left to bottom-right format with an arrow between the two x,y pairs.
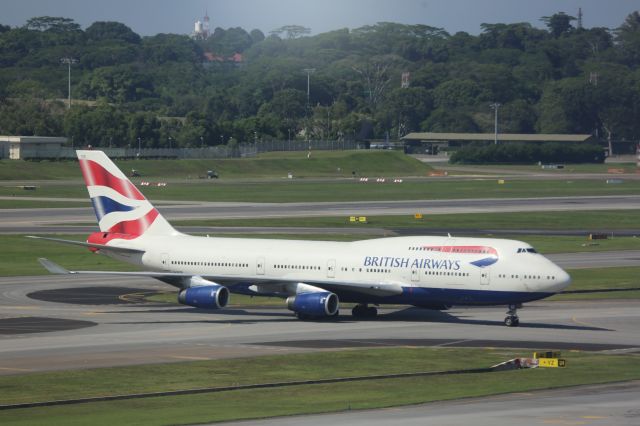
32,150 -> 571,326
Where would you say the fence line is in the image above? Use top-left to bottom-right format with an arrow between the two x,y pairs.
8,140 -> 363,160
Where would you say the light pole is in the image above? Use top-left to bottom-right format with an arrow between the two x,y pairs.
490,103 -> 501,145
200,136 -> 204,148
168,136 -> 172,150
303,68 -> 315,108
60,57 -> 78,109
137,137 -> 141,157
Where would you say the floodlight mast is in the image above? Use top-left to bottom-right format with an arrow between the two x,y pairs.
490,102 -> 501,145
61,57 -> 78,109
303,68 -> 315,108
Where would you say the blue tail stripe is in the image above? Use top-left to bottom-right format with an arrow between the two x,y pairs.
91,196 -> 135,221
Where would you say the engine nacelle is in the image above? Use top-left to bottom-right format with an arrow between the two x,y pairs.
178,284 -> 229,310
286,292 -> 339,317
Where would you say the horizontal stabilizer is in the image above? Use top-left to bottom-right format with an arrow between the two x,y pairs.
38,258 -> 71,275
27,235 -> 145,254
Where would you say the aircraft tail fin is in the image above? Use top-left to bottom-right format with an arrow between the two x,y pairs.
76,150 -> 179,238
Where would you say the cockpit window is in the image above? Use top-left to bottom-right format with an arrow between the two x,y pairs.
526,248 -> 537,253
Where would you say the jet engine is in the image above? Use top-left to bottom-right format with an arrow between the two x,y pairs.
178,281 -> 229,310
286,291 -> 339,318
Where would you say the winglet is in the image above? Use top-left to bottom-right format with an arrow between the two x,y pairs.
38,258 -> 73,275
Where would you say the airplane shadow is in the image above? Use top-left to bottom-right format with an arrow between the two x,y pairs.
100,305 -> 610,331
379,307 -> 611,331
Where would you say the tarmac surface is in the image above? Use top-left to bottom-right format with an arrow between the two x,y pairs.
0,273 -> 638,375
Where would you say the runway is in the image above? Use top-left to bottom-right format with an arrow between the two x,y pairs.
1,195 -> 639,229
0,274 -> 638,375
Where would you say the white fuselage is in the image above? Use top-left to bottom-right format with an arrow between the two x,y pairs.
110,233 -> 571,306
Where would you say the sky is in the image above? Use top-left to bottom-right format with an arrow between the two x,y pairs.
2,0 -> 640,36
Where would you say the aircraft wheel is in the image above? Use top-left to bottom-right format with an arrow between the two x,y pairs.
504,315 -> 519,327
352,305 -> 364,318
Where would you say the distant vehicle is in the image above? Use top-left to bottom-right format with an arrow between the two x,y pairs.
370,143 -> 393,150
130,169 -> 141,177
206,170 -> 219,179
31,150 -> 571,327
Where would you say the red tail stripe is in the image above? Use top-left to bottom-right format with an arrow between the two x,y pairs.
107,208 -> 159,235
79,159 -> 145,201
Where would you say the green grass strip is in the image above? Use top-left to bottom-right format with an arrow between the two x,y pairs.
0,151 -> 431,181
2,178 -> 640,204
0,349 -> 638,425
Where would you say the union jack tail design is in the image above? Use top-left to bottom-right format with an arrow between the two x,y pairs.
77,150 -> 177,238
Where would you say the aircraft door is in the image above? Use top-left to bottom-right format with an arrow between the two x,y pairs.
256,257 -> 265,275
480,269 -> 490,285
411,268 -> 420,282
327,259 -> 336,278
161,253 -> 170,270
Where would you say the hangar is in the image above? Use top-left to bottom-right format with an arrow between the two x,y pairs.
0,136 -> 68,160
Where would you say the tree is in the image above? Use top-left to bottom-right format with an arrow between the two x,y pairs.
421,109 -> 479,133
433,79 -> 481,109
142,34 -> 202,64
616,11 -> 640,67
78,65 -> 154,103
85,21 -> 141,44
383,87 -> 433,137
270,25 -> 311,39
352,58 -> 394,108
541,12 -> 576,38
25,16 -> 80,33
63,104 -> 129,147
128,112 -> 160,148
250,29 -> 265,43
0,99 -> 63,136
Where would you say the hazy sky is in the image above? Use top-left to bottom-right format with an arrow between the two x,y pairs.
3,0 -> 640,36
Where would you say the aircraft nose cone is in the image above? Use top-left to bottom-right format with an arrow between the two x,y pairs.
549,268 -> 572,293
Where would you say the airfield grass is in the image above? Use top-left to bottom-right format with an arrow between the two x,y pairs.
0,349 -> 638,425
548,266 -> 640,300
0,235 -> 140,276
2,178 -> 640,204
442,162 -> 639,174
0,151 -> 431,181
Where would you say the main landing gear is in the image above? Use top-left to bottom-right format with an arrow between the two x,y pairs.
352,304 -> 378,319
504,303 -> 521,327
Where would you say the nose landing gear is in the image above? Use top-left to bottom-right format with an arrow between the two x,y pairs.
504,303 -> 521,327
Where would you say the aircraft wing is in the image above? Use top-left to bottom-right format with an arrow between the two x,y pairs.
27,236 -> 145,255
